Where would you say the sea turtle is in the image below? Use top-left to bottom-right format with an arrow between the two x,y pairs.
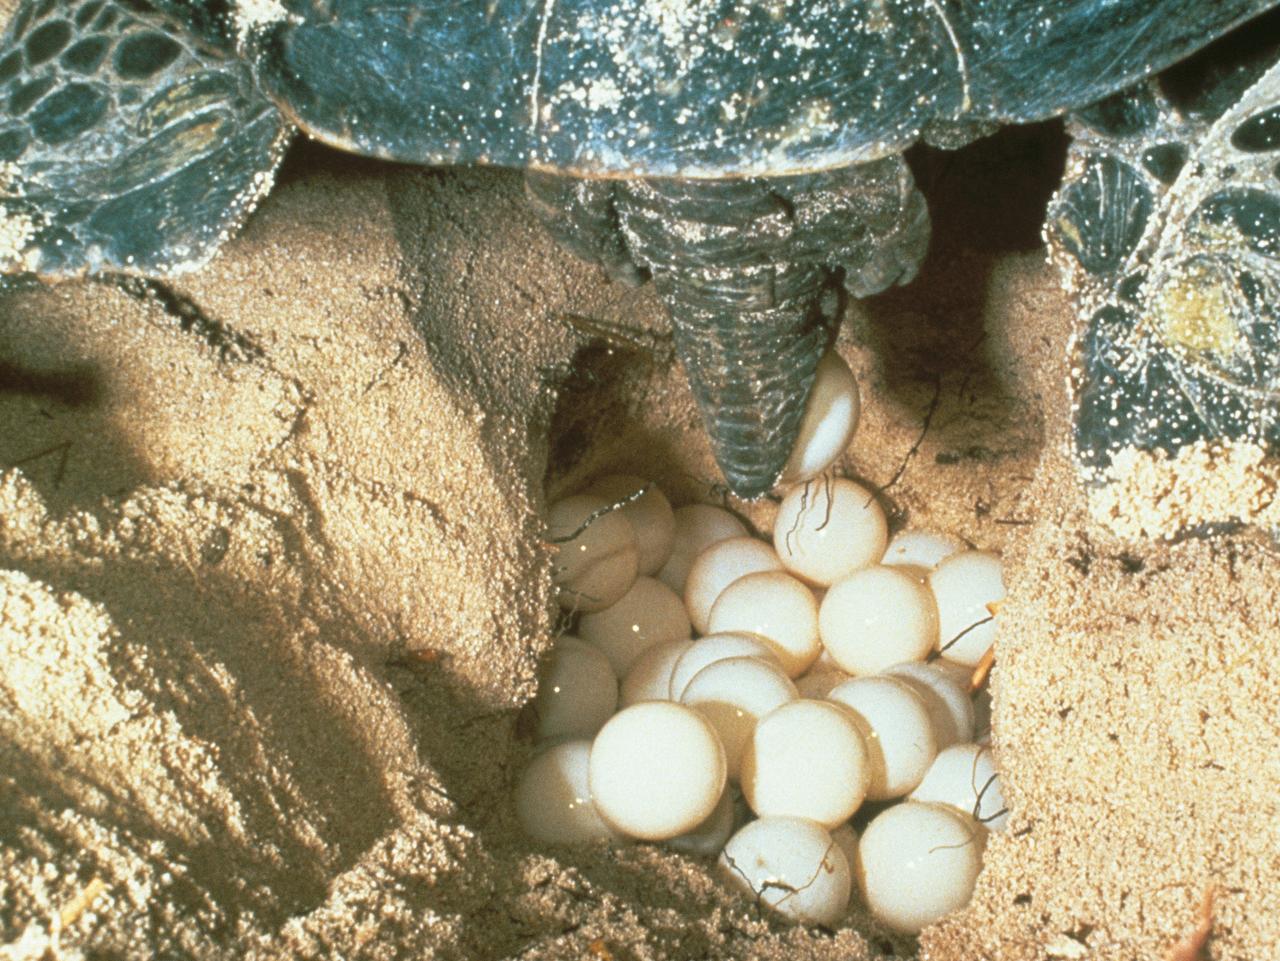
0,0 -> 1278,502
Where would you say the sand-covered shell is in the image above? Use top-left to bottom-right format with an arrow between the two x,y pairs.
249,0 -> 1271,177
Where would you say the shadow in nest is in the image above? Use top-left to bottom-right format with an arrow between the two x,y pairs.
853,120 -> 1069,465
0,304 -> 151,512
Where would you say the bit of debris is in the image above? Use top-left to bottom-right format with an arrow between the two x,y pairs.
0,877 -> 106,961
1164,886 -> 1215,961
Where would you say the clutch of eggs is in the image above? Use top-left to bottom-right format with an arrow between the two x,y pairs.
524,356 -> 1007,934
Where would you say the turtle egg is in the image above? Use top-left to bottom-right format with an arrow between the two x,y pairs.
547,494 -> 638,612
740,699 -> 870,827
533,636 -> 618,741
720,816 -> 852,926
706,570 -> 821,677
669,632 -> 781,700
924,658 -> 993,741
515,740 -> 622,844
827,676 -> 938,800
773,478 -> 888,586
929,550 -> 1005,667
819,565 -> 938,675
684,536 -> 784,634
619,638 -> 693,706
911,743 -> 1008,831
856,801 -> 986,934
657,504 -> 749,595
666,787 -> 737,857
680,655 -> 798,781
586,473 -> 676,575
884,661 -> 976,750
882,529 -> 966,571
830,822 -> 859,873
588,702 -> 727,840
778,349 -> 861,486
578,576 -> 692,676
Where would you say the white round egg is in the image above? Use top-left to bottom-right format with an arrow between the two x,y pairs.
680,656 -> 798,781
533,635 -> 618,741
819,565 -> 938,675
588,702 -> 727,840
669,632 -> 781,700
578,576 -> 692,676
547,494 -> 638,612
827,676 -> 938,800
740,699 -> 870,827
856,801 -> 986,934
586,474 -> 676,575
882,529 -> 966,571
773,478 -> 888,586
929,551 -> 1005,667
657,504 -> 749,595
720,816 -> 852,926
619,638 -> 693,706
515,740 -> 622,844
706,570 -> 821,677
911,743 -> 1008,831
778,349 -> 861,486
684,536 -> 784,634
884,661 -> 976,750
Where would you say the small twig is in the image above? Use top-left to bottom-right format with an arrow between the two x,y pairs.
971,766 -> 1008,826
934,614 -> 994,658
815,473 -> 835,532
722,841 -> 839,917
878,375 -> 943,496
8,440 -> 72,487
59,878 -> 106,929
969,645 -> 996,694
783,479 -> 813,556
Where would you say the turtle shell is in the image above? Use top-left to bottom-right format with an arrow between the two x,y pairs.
250,0 -> 1275,178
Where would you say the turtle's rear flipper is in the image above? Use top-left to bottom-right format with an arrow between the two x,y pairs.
1047,45 -> 1280,536
0,0 -> 290,280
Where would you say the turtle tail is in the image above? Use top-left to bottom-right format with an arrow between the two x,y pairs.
615,176 -> 831,497
526,159 -> 930,498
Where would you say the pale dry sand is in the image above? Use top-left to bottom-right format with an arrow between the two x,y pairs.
0,84 -> 1277,961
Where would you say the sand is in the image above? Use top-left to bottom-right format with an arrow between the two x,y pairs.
1,53 -> 1278,961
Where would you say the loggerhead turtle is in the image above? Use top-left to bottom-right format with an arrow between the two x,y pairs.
0,0 -> 1278,503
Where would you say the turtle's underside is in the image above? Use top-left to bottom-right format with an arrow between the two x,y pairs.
1,0 -> 1279,509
